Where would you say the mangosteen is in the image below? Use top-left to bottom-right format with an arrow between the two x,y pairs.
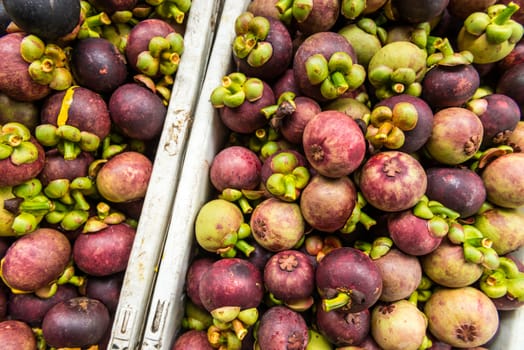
70,37 -> 129,95
109,83 -> 167,141
0,228 -> 71,293
209,145 -> 262,193
2,0 -> 80,41
274,95 -> 321,145
250,197 -> 305,252
389,0 -> 449,23
85,272 -> 124,314
89,0 -> 138,14
357,151 -> 427,212
0,319 -> 37,350
279,0 -> 340,35
38,149 -> 94,186
271,68 -> 301,98
424,287 -> 499,348
0,33 -> 51,102
424,107 -> 484,165
41,296 -> 111,348
172,329 -> 213,350
293,31 -> 365,102
481,152 -> 524,208
316,246 -> 383,313
232,12 -> 293,81
447,0 -> 496,20
73,222 -> 136,276
371,299 -> 428,350
185,257 -> 215,309
315,305 -> 370,347
425,167 -> 486,218
474,206 -> 524,255
506,120 -> 524,151
95,151 -> 153,203
497,63 -> 524,115
302,110 -> 366,178
0,93 -> 39,132
299,174 -> 358,233
255,305 -> 309,350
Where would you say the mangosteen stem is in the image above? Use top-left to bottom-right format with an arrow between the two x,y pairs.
11,212 -> 40,234
291,0 -> 313,23
322,292 -> 351,312
235,239 -> 255,257
493,3 -> 520,26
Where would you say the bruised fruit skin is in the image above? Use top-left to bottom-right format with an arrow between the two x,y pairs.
256,305 -> 309,350
316,306 -> 370,347
302,110 -> 366,178
0,319 -> 37,350
0,228 -> 71,293
358,151 -> 427,212
41,297 -> 111,348
424,287 -> 499,348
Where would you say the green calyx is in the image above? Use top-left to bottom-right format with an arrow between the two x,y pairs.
152,0 -> 191,24
210,73 -> 265,108
341,0 -> 366,20
35,124 -> 100,160
340,192 -> 376,234
276,0 -> 313,24
265,159 -> 310,202
427,37 -> 474,67
20,35 -> 73,90
480,256 -> 524,301
464,2 -> 522,43
136,32 -> 184,77
233,13 -> 272,68
305,52 -> 366,100
0,122 -> 39,165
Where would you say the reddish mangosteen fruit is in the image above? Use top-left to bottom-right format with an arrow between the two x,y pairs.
481,152 -> 524,208
185,257 -> 215,309
299,174 -> 358,233
424,107 -> 484,165
109,83 -> 167,141
0,319 -> 37,350
271,68 -> 301,98
250,197 -> 305,252
276,95 -> 322,145
70,37 -> 129,95
95,151 -> 153,203
198,258 -> 264,315
499,39 -> 524,72
316,246 -> 383,313
255,305 -> 309,350
282,0 -> 340,35
38,149 -> 94,186
302,110 -> 366,178
496,63 -> 524,115
0,33 -> 51,102
7,284 -> 79,327
172,329 -> 213,350
293,31 -> 364,102
315,306 -> 370,347
73,223 -> 136,276
357,151 -> 427,212
232,12 -> 293,81
209,145 -> 262,193
41,296 -> 110,348
0,228 -> 71,293
387,210 -> 445,256
0,132 -> 45,188
425,166 -> 486,218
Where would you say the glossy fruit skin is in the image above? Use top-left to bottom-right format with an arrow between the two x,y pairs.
497,63 -> 524,115
476,93 -> 521,148
209,145 -> 262,192
2,0 -> 81,41
316,306 -> 370,347
0,137 -> 45,188
38,149 -> 94,186
0,319 -> 37,350
256,305 -> 309,350
41,297 -> 111,348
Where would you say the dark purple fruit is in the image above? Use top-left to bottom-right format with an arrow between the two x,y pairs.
447,0 -> 496,20
73,223 -> 136,276
425,167 -> 486,218
198,258 -> 264,313
496,63 -> 524,115
302,110 -> 366,178
255,305 -> 309,350
358,151 -> 427,212
109,83 -> 167,140
41,296 -> 110,348
38,149 -> 94,186
1,228 -> 71,293
2,0 -> 81,41
277,96 -> 321,145
172,329 -> 213,350
85,272 -> 124,314
89,0 -> 138,14
0,93 -> 39,131
95,151 -> 153,203
185,257 -> 215,309
70,37 -> 129,95
233,13 -> 293,81
390,0 -> 449,23
316,306 -> 370,347
0,319 -> 37,350
209,145 -> 262,192
263,249 -> 315,306
0,33 -> 51,102
287,0 -> 340,35
299,174 -> 357,233
7,284 -> 79,326
316,247 -> 383,313
40,86 -> 111,141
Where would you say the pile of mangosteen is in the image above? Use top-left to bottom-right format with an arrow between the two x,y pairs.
176,1 -> 524,350
0,0 -> 192,348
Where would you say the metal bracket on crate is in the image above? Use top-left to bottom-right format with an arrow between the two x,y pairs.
141,297 -> 172,349
110,307 -> 137,349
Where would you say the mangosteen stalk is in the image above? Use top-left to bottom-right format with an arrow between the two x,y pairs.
354,236 -> 393,260
341,0 -> 366,20
211,73 -> 265,108
276,0 -> 312,24
469,144 -> 514,171
260,91 -> 297,129
136,32 -> 184,77
78,10 -> 112,39
152,0 -> 191,23
233,13 -> 273,67
182,300 -> 213,331
480,256 -> 524,301
340,192 -> 376,233
1,122 -> 39,165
